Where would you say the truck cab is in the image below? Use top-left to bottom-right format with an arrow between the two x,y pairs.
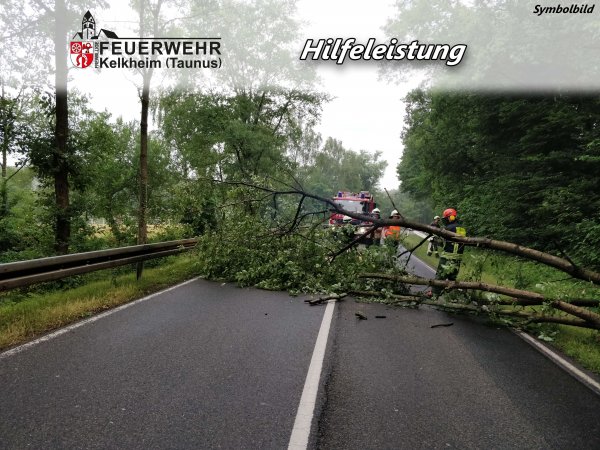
329,191 -> 376,226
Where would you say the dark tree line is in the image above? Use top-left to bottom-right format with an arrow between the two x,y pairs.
399,90 -> 600,268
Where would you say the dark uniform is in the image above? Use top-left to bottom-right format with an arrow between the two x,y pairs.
432,219 -> 466,295
427,218 -> 442,257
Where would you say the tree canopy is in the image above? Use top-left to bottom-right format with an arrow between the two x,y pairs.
399,89 -> 600,267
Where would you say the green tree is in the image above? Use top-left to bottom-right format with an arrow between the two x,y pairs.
0,83 -> 29,217
382,0 -> 599,91
300,137 -> 387,199
399,89 -> 600,267
1,0 -> 107,254
159,88 -> 327,218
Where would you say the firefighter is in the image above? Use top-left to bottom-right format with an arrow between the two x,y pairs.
427,215 -> 442,257
383,210 -> 402,241
339,215 -> 356,244
371,208 -> 382,245
432,208 -> 467,295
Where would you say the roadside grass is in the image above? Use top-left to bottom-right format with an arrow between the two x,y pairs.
549,326 -> 600,374
0,252 -> 200,351
401,231 -> 600,375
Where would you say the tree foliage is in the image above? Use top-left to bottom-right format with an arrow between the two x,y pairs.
382,0 -> 600,91
399,89 -> 600,267
160,89 -> 327,179
298,137 -> 387,199
195,214 -> 401,295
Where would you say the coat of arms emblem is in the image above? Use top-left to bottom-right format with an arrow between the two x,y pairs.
70,42 -> 94,68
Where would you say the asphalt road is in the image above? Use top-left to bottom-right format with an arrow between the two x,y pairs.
315,240 -> 600,449
1,275 -> 600,449
396,245 -> 436,279
316,301 -> 600,449
0,280 -> 324,449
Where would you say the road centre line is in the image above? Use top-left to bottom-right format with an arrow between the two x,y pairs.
288,299 -> 336,450
0,277 -> 200,360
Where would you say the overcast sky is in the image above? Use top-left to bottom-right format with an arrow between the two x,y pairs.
60,0 -> 600,190
70,0 -> 417,190
295,0 -> 424,190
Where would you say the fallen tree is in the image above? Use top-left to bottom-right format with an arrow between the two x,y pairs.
213,178 -> 600,285
206,178 -> 600,332
307,291 -> 598,330
357,275 -> 600,330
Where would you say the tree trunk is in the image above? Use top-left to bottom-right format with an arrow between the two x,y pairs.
1,82 -> 6,215
136,73 -> 150,279
1,126 -> 7,217
54,0 -> 69,255
136,0 -> 160,279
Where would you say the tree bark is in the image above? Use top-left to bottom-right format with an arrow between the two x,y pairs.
359,273 -> 600,328
136,0 -> 162,279
53,0 -> 70,255
360,273 -> 547,301
308,290 -> 599,330
420,301 -> 599,329
136,72 -> 150,279
1,118 -> 7,217
553,301 -> 600,328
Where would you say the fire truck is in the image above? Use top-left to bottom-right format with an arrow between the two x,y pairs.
329,191 -> 376,226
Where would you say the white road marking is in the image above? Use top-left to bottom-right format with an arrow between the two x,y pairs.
288,300 -> 336,450
514,330 -> 600,396
0,277 -> 200,360
411,229 -> 429,239
406,230 -> 600,396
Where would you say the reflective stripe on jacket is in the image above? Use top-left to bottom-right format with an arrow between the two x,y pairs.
441,224 -> 466,259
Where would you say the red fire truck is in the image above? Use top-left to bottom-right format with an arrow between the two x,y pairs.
329,191 -> 376,226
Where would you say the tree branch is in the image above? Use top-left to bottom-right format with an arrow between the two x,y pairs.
384,188 -> 403,219
5,158 -> 29,182
553,301 -> 600,328
305,290 -> 598,329
360,273 -> 547,300
330,226 -> 379,261
360,273 -> 600,328
397,234 -> 430,259
287,194 -> 306,234
421,301 -> 599,329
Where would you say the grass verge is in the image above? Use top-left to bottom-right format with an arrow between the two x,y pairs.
546,326 -> 600,374
401,231 -> 600,375
0,252 -> 200,351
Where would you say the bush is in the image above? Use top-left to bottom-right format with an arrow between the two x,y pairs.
195,216 -> 404,295
573,216 -> 600,270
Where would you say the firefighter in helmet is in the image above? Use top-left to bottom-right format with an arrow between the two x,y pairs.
371,208 -> 382,245
339,215 -> 355,244
383,210 -> 402,241
427,215 -> 442,257
432,208 -> 466,295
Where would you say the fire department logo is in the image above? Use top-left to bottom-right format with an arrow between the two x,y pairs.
70,41 -> 94,68
69,11 -> 118,69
